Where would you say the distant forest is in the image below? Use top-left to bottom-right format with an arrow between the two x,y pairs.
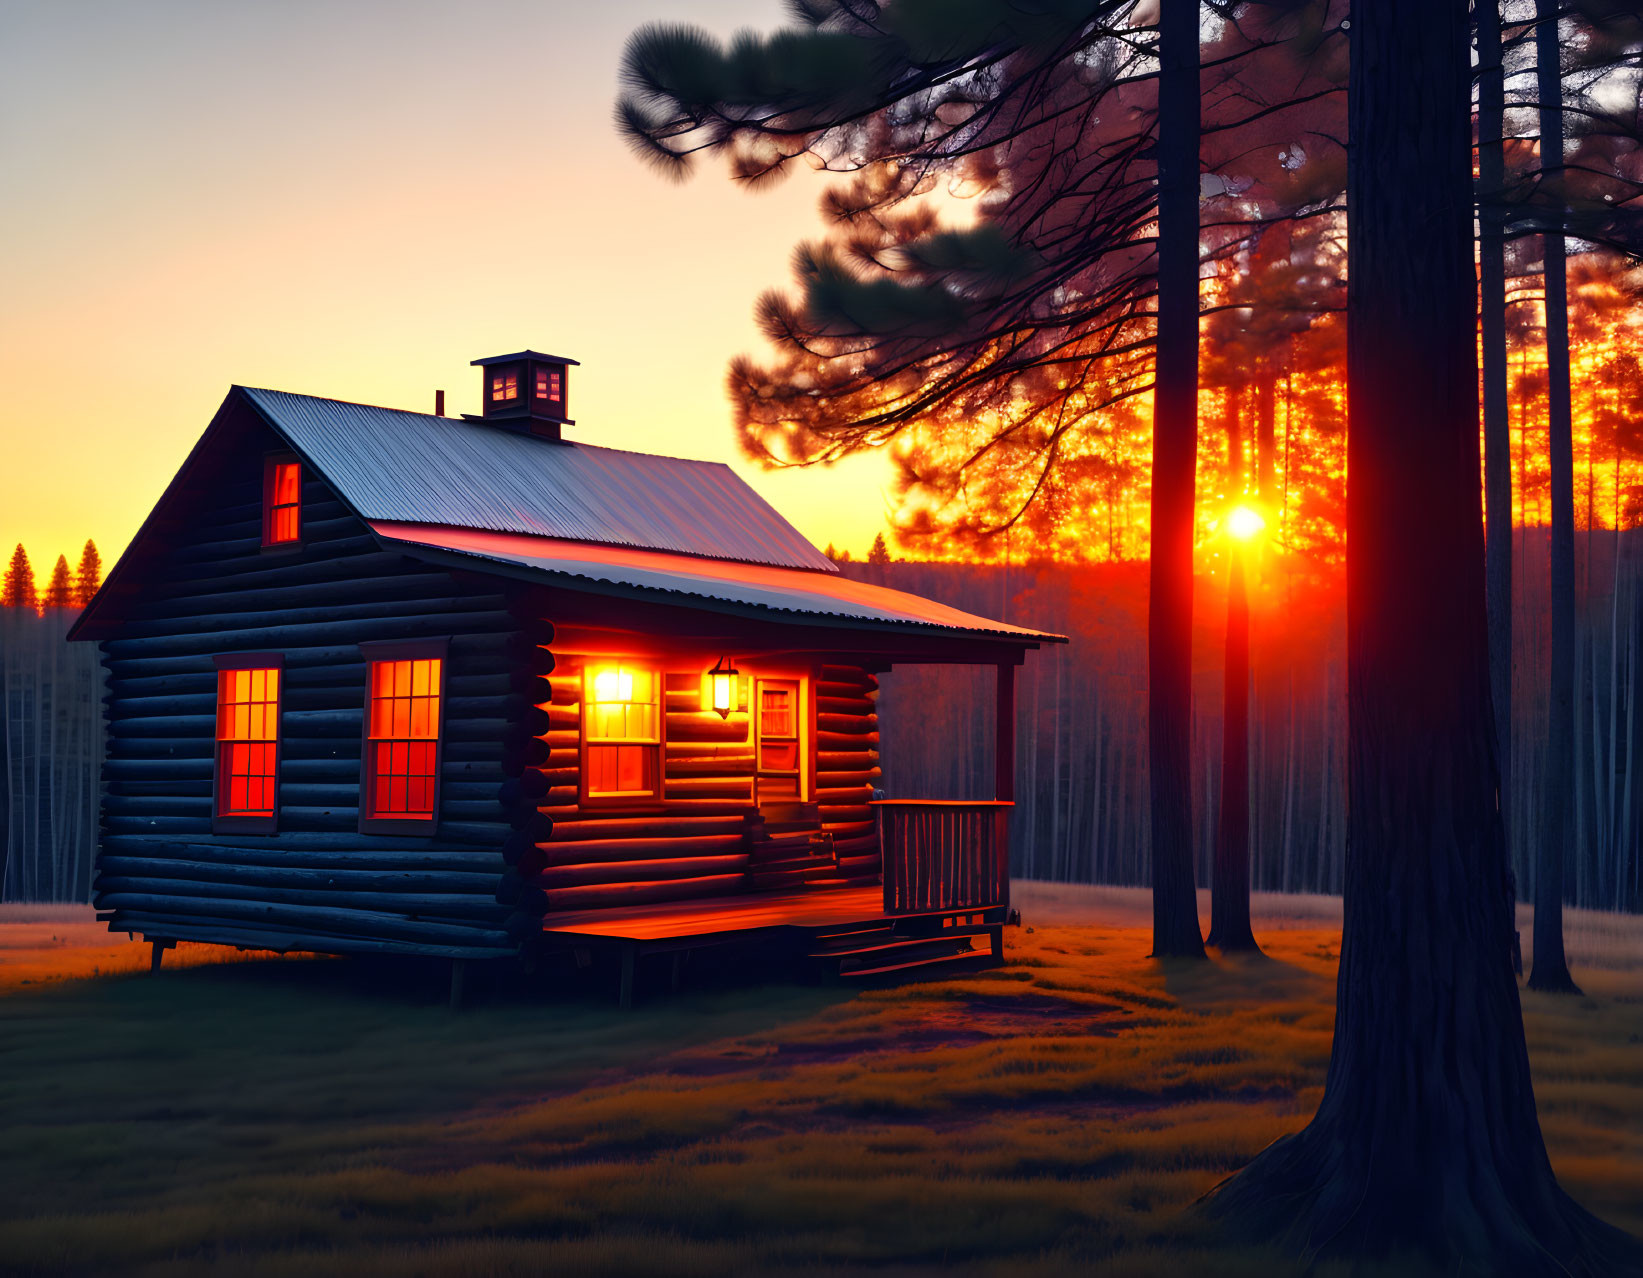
861,542 -> 1643,916
1,543 -> 104,901
3,536 -> 1640,913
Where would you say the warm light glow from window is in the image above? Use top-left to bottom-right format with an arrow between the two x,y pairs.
1227,505 -> 1266,541
585,662 -> 659,798
490,372 -> 518,401
593,667 -> 633,705
536,369 -> 562,400
366,658 -> 442,820
265,460 -> 301,545
217,667 -> 279,817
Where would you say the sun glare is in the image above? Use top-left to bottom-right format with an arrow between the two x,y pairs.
1227,505 -> 1266,542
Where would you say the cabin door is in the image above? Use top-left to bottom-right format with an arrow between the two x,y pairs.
754,677 -> 806,805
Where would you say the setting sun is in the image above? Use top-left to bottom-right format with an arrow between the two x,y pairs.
1227,504 -> 1266,541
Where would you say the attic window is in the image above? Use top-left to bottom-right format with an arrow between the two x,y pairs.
535,369 -> 561,401
263,458 -> 301,546
490,372 -> 519,402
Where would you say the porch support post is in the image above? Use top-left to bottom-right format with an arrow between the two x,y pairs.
995,662 -> 1016,802
995,661 -> 1016,909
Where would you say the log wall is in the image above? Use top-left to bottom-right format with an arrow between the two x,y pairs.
95,412 -> 526,957
514,653 -> 882,913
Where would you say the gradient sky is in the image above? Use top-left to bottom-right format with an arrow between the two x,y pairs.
0,0 -> 893,577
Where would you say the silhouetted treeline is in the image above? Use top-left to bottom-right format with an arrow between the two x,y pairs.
863,548 -> 1642,914
1,541 -> 103,901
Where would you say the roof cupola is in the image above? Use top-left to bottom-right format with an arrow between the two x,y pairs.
467,350 -> 579,441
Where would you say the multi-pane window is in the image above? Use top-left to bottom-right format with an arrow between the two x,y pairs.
365,657 -> 442,821
217,666 -> 280,820
584,662 -> 660,799
263,459 -> 301,545
535,368 -> 562,401
756,678 -> 803,802
490,371 -> 519,402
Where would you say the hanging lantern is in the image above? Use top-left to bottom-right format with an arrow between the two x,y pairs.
706,655 -> 739,719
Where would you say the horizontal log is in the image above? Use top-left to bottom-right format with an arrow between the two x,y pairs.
94,892 -> 513,946
817,731 -> 879,750
663,714 -> 749,744
812,767 -> 882,788
820,664 -> 875,682
664,778 -> 752,798
538,833 -> 747,864
168,532 -> 379,569
817,751 -> 882,772
822,819 -> 875,839
102,835 -> 504,870
102,632 -> 510,681
833,833 -> 879,856
102,611 -> 517,659
816,785 -> 874,805
105,911 -> 517,960
818,677 -> 877,696
816,695 -> 875,715
142,572 -> 464,620
666,757 -> 755,777
547,814 -> 746,842
98,855 -> 502,896
816,713 -> 873,736
96,876 -> 510,923
664,743 -> 754,760
539,873 -> 748,914
110,595 -> 511,644
531,853 -> 748,890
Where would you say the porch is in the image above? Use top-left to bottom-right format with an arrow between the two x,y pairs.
538,798 -> 1014,1007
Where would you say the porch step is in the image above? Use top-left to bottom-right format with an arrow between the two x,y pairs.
809,922 -> 997,959
838,936 -> 984,977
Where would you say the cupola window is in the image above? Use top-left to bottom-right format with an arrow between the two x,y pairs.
535,368 -> 562,401
490,371 -> 519,402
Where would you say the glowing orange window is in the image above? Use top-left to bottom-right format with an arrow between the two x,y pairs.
217,667 -> 280,819
262,459 -> 301,545
535,369 -> 561,400
365,658 -> 442,820
490,372 -> 518,402
584,662 -> 660,800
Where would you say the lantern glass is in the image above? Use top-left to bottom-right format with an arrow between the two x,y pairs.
705,657 -> 739,719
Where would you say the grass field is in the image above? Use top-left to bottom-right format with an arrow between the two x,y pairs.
0,887 -> 1638,1277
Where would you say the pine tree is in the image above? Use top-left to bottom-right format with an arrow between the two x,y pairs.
2,544 -> 38,612
73,539 -> 102,607
41,555 -> 74,610
867,533 -> 890,565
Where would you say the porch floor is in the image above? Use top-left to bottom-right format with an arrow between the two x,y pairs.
538,885 -> 892,944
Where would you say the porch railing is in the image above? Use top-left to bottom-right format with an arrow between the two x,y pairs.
872,800 -> 1012,916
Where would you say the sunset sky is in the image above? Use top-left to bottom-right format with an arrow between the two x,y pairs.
0,0 -> 892,577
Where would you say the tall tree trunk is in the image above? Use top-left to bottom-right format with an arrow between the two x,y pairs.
1149,0 -> 1207,959
1530,0 -> 1581,994
1209,549 -> 1258,951
1204,0 -> 1638,1269
1478,0 -> 1513,868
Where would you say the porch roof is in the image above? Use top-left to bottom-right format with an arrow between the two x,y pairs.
370,521 -> 1065,647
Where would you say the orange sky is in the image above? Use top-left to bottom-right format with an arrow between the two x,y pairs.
0,0 -> 892,576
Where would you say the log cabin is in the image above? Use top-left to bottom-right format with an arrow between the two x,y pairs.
70,351 -> 1065,1004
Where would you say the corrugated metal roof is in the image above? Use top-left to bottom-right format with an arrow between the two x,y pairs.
242,387 -> 837,573
370,522 -> 1065,645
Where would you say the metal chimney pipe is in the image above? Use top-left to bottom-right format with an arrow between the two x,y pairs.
435,389 -> 445,417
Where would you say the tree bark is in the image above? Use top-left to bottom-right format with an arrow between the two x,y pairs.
1208,549 -> 1258,951
1479,0 -> 1513,842
1149,0 -> 1208,960
1529,0 -> 1581,995
1202,0 -> 1638,1269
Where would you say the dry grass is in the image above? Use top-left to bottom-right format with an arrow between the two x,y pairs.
0,889 -> 1638,1277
